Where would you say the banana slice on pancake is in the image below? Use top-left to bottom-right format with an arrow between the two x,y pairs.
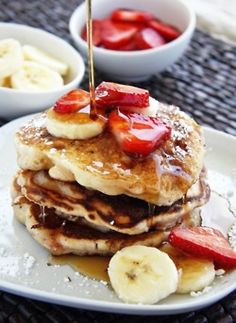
46,97 -> 159,141
46,107 -> 106,140
120,97 -> 159,117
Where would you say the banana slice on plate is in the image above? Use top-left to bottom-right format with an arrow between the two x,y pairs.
108,245 -> 178,304
11,61 -> 63,92
46,108 -> 106,140
22,45 -> 68,76
160,243 -> 215,294
0,39 -> 23,78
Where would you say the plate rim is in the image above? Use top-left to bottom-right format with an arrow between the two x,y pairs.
0,114 -> 236,315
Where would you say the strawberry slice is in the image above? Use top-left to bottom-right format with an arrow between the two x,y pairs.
116,37 -> 138,51
100,19 -> 138,50
168,226 -> 236,270
111,9 -> 153,24
135,28 -> 165,49
54,89 -> 90,114
95,82 -> 149,108
81,20 -> 102,46
109,110 -> 171,157
148,19 -> 181,41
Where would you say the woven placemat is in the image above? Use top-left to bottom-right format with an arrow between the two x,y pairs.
0,1 -> 236,322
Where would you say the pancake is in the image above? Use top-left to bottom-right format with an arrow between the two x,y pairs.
15,169 -> 210,235
15,101 -> 205,206
12,184 -> 201,256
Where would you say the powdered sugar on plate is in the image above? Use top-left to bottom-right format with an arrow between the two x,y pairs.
228,221 -> 236,251
0,250 -> 36,278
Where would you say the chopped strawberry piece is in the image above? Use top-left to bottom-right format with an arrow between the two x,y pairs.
105,19 -> 145,31
116,37 -> 138,51
168,226 -> 236,270
95,82 -> 149,108
100,19 -> 138,50
81,20 -> 102,46
111,9 -> 153,24
148,19 -> 181,41
135,28 -> 165,49
109,110 -> 171,158
54,89 -> 90,114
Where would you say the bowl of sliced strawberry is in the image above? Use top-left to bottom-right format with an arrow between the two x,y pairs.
69,0 -> 195,81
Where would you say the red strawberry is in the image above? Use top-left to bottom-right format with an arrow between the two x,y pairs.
168,226 -> 236,270
100,19 -> 138,50
135,28 -> 165,50
95,82 -> 149,108
148,19 -> 181,41
111,9 -> 153,24
116,38 -> 138,51
109,110 -> 171,158
54,89 -> 90,114
81,20 -> 102,46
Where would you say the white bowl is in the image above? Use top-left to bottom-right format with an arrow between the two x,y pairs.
0,23 -> 85,120
69,0 -> 195,82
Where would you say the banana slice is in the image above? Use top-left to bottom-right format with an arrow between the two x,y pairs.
46,108 -> 106,140
0,39 -> 23,78
120,97 -> 159,117
22,45 -> 68,76
160,243 -> 215,294
108,245 -> 178,304
11,61 -> 64,92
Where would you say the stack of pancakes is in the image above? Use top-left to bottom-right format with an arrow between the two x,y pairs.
12,102 -> 210,255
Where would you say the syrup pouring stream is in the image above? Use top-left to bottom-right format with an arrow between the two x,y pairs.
86,0 -> 97,118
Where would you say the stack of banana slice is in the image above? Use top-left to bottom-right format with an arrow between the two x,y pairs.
0,38 -> 68,91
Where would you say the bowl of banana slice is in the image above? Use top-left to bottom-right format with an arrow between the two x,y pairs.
0,23 -> 85,120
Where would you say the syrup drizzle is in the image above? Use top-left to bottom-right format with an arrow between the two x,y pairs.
86,0 -> 97,118
148,203 -> 156,216
50,255 -> 110,282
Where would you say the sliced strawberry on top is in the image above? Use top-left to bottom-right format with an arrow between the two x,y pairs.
135,28 -> 165,50
111,9 -> 153,24
54,89 -> 90,114
168,226 -> 236,270
109,110 -> 171,158
95,82 -> 149,108
100,19 -> 138,50
148,19 -> 181,41
81,20 -> 102,46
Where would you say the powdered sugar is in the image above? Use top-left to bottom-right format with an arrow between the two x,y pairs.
174,145 -> 187,160
190,286 -> 212,297
0,255 -> 20,277
156,103 -> 194,161
228,221 -> 236,251
23,253 -> 36,275
0,251 -> 36,278
172,119 -> 193,141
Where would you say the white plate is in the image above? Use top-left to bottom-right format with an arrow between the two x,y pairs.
0,115 -> 236,315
